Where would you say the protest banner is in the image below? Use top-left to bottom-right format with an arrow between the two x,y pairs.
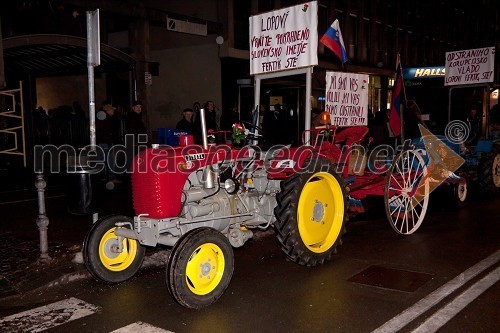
325,71 -> 369,127
249,1 -> 318,75
444,46 -> 495,86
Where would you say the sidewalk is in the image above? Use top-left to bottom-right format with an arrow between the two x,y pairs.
0,168 -> 136,300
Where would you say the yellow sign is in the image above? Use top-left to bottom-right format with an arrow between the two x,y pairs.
270,96 -> 283,106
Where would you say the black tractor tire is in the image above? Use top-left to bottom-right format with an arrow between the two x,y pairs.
478,144 -> 500,194
166,227 -> 234,309
274,158 -> 348,266
83,215 -> 146,283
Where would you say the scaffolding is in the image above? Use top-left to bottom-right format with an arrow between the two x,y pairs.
0,82 -> 26,167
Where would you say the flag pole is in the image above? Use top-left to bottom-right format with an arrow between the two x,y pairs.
398,54 -> 408,103
397,53 -> 406,143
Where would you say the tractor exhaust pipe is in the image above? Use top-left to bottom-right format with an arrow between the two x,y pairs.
200,108 -> 209,150
199,108 -> 216,189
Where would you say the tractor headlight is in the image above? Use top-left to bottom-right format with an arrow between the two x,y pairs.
224,178 -> 239,194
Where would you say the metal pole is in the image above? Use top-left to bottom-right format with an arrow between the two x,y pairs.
199,108 -> 215,189
35,172 -> 50,260
400,103 -> 405,143
296,87 -> 300,144
87,10 -> 100,148
238,86 -> 242,117
448,86 -> 454,123
87,38 -> 96,148
253,76 -> 262,147
87,10 -> 100,222
200,108 -> 209,150
254,76 -> 261,124
304,67 -> 312,145
484,86 -> 489,140
19,81 -> 26,167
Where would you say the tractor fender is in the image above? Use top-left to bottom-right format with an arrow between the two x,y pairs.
267,145 -> 314,179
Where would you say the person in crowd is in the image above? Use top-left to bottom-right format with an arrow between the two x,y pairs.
176,108 -> 196,133
34,106 -> 50,144
263,103 -> 287,146
489,104 -> 500,139
466,106 -> 482,144
125,100 -> 148,142
72,101 -> 85,118
125,100 -> 148,160
204,100 -> 219,132
96,101 -> 121,186
258,105 -> 266,127
311,107 -> 323,127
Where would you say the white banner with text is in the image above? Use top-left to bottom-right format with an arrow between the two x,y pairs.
445,46 -> 495,86
249,1 -> 318,75
325,71 -> 369,127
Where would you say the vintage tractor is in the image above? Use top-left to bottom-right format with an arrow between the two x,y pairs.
83,109 -> 431,308
444,84 -> 500,202
451,140 -> 498,205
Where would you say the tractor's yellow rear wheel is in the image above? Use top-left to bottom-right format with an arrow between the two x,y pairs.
83,215 -> 145,283
167,228 -> 234,309
274,158 -> 348,266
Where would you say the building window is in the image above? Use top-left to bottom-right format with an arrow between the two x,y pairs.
234,1 -> 251,50
368,75 -> 382,113
363,18 -> 370,63
318,4 -> 328,55
281,0 -> 298,8
258,0 -> 274,12
348,14 -> 358,60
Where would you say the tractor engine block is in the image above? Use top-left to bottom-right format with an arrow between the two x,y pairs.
178,167 -> 281,247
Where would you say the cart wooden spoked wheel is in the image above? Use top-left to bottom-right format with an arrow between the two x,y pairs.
384,149 -> 430,235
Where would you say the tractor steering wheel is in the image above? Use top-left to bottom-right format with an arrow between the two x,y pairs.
241,121 -> 265,141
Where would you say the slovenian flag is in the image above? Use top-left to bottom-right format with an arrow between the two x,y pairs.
320,19 -> 348,63
389,56 -> 403,137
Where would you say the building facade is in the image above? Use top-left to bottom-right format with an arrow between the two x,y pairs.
1,0 -> 499,148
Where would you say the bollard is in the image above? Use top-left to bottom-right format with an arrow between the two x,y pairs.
35,172 -> 51,260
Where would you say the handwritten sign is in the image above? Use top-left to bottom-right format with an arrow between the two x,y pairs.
249,1 -> 318,75
325,72 -> 369,127
445,46 -> 495,86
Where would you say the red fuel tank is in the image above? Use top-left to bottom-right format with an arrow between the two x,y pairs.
131,147 -> 191,218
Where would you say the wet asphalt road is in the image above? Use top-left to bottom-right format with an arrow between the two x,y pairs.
1,193 -> 499,333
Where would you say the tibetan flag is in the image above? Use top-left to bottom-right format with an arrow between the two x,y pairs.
320,19 -> 348,63
389,58 -> 403,137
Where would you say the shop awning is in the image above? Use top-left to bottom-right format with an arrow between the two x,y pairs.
3,34 -> 135,77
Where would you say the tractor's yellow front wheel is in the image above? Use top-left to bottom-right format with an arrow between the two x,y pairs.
84,215 -> 145,283
167,228 -> 234,309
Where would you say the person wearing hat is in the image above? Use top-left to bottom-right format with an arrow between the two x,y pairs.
176,108 -> 195,133
204,100 -> 219,132
125,100 -> 148,143
96,101 -> 118,147
125,100 -> 149,162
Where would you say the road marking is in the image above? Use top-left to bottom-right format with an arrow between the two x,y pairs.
411,266 -> 500,333
0,297 -> 100,332
371,249 -> 500,333
111,321 -> 175,333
